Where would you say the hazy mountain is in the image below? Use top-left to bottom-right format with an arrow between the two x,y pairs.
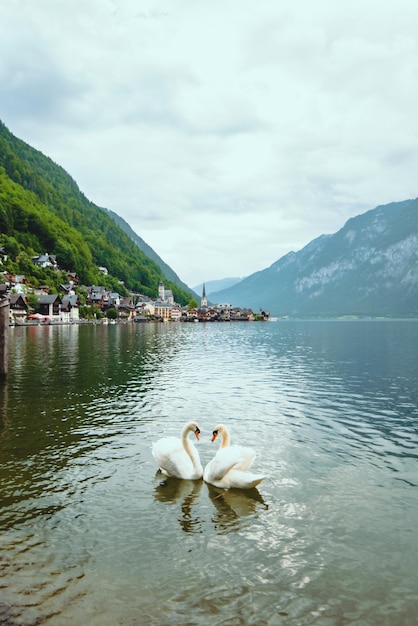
210,199 -> 418,317
192,277 -> 243,297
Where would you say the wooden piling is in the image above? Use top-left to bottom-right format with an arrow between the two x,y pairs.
0,298 -> 9,379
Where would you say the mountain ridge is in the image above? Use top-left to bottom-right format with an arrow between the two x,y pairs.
106,208 -> 198,298
192,277 -> 243,297
210,199 -> 418,317
2,118 -> 417,318
0,120 -> 195,304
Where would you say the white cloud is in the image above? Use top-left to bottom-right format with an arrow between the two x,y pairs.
1,0 -> 418,286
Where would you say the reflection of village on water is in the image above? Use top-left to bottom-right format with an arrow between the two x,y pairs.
154,476 -> 268,535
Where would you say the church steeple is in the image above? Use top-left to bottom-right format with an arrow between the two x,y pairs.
201,283 -> 207,308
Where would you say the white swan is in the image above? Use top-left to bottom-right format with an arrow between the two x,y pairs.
203,424 -> 266,489
152,422 -> 203,480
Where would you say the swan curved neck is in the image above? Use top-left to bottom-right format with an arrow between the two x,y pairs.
182,427 -> 199,468
219,427 -> 230,448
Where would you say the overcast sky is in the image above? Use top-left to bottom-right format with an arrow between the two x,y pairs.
1,1 -> 418,288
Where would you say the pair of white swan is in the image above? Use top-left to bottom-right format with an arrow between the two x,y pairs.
152,422 -> 266,489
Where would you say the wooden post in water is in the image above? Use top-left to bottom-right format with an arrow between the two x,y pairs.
0,298 -> 9,379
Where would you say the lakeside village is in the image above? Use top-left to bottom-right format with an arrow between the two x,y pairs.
2,253 -> 269,325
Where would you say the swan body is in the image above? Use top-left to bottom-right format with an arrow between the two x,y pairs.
152,421 -> 203,480
203,424 -> 266,489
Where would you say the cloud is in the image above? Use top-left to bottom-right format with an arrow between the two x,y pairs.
1,0 -> 418,286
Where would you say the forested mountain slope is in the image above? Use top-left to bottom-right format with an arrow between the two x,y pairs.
106,208 -> 198,298
0,120 -> 193,303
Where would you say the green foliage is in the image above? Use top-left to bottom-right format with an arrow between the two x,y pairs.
26,292 -> 39,312
79,304 -> 103,319
188,298 -> 198,309
106,308 -> 118,319
0,121 -> 192,304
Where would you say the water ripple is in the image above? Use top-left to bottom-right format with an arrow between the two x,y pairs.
1,321 -> 418,625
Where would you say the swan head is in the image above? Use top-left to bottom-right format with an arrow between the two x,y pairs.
183,421 -> 201,441
211,424 -> 228,443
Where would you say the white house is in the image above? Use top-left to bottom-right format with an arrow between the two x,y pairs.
61,295 -> 79,322
154,301 -> 173,320
32,254 -> 57,269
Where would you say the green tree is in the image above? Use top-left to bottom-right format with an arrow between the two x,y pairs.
0,120 -> 195,304
1,235 -> 20,259
26,292 -> 39,312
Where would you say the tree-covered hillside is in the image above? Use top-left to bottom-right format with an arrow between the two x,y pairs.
0,120 -> 192,303
106,207 -> 199,299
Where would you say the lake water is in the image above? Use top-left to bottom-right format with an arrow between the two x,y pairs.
1,320 -> 417,625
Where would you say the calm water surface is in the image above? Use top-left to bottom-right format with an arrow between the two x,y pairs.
1,320 -> 417,625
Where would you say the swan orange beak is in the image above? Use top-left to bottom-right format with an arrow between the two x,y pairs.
194,430 -> 200,441
211,431 -> 218,443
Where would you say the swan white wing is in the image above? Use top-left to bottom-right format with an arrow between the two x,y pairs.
204,445 -> 256,483
152,436 -> 202,480
217,469 -> 266,489
152,436 -> 181,461
205,467 -> 266,490
152,436 -> 187,477
204,444 -> 266,489
228,445 -> 257,471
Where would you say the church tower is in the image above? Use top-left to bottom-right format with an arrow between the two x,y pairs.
201,283 -> 207,308
158,281 -> 165,301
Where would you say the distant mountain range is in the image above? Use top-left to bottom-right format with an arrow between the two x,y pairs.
1,119 -> 417,317
192,277 -> 243,297
210,199 -> 418,317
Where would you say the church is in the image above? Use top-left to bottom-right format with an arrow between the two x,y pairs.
200,283 -> 207,308
158,281 -> 174,304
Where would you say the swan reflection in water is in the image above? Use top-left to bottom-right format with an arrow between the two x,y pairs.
206,483 -> 268,535
154,476 -> 204,533
154,476 -> 268,535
